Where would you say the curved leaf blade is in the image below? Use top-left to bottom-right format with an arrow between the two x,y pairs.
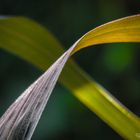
72,14 -> 140,53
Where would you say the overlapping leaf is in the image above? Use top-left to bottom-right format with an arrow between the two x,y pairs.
0,15 -> 140,140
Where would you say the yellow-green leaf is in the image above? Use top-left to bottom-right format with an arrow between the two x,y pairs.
72,14 -> 140,54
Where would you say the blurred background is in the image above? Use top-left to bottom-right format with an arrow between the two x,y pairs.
0,0 -> 140,139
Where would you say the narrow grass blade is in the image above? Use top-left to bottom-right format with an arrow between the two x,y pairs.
0,47 -> 73,140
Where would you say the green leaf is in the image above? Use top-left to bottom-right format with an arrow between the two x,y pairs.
0,15 -> 140,140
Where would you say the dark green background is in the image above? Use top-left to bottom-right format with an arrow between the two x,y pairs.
0,0 -> 140,139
